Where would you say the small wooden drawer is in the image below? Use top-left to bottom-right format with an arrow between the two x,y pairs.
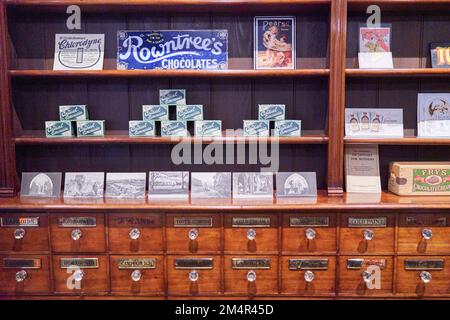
398,214 -> 450,254
338,256 -> 394,296
281,256 -> 336,295
108,214 -> 163,253
52,255 -> 108,294
224,255 -> 278,295
224,214 -> 278,253
0,255 -> 51,294
396,256 -> 450,296
50,213 -> 106,253
339,214 -> 395,254
166,214 -> 220,253
110,255 -> 164,295
0,214 -> 49,252
282,214 -> 336,253
167,255 -> 221,295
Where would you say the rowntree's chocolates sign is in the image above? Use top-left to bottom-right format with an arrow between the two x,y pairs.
117,30 -> 228,70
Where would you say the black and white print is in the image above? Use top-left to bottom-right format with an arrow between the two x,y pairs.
148,171 -> 189,198
63,172 -> 105,198
276,172 -> 317,197
105,173 -> 146,199
191,172 -> 231,199
233,172 -> 273,199
20,172 -> 62,198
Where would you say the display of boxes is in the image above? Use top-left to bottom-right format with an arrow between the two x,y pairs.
76,120 -> 105,137
59,105 -> 89,121
274,120 -> 301,136
161,120 -> 188,137
176,105 -> 203,121
160,89 -> 186,105
142,105 -> 169,121
129,120 -> 155,137
258,104 -> 285,120
195,120 -> 222,136
243,120 -> 270,136
45,121 -> 75,138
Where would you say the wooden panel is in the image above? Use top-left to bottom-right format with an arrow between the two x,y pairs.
280,256 -> 336,294
52,255 -> 109,293
0,254 -> 51,293
339,214 -> 395,254
166,214 -> 221,253
110,255 -> 164,295
224,214 -> 278,253
108,214 -> 163,253
0,213 -> 49,252
50,213 -> 106,253
282,214 -> 337,253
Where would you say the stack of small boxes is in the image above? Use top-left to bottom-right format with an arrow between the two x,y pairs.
129,89 -> 222,137
243,104 -> 302,137
45,105 -> 105,138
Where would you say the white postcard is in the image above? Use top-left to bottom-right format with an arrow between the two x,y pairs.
233,172 -> 273,199
105,173 -> 146,199
63,172 -> 105,198
191,172 -> 231,199
418,93 -> 450,137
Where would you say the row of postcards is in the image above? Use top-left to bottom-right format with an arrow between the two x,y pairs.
20,172 -> 317,199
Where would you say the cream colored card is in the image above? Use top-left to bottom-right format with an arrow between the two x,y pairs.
358,52 -> 393,69
345,144 -> 381,193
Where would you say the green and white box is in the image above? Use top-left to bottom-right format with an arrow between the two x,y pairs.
243,120 -> 270,136
160,89 -> 186,105
161,120 -> 187,137
258,104 -> 285,120
129,121 -> 155,137
45,121 -> 75,138
59,105 -> 89,121
142,105 -> 169,121
274,120 -> 301,136
195,120 -> 222,136
177,105 -> 203,121
76,120 -> 105,137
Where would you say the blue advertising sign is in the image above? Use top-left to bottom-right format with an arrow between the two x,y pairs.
117,30 -> 228,70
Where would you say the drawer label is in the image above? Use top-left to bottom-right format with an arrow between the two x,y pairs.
113,216 -> 158,227
60,258 -> 99,269
3,258 -> 41,269
174,217 -> 213,227
231,258 -> 271,269
174,258 -> 213,269
58,217 -> 97,227
404,259 -> 444,270
118,258 -> 156,269
0,217 -> 39,227
347,258 -> 386,269
290,217 -> 329,227
232,217 -> 270,227
405,216 -> 447,227
288,259 -> 329,270
348,217 -> 387,227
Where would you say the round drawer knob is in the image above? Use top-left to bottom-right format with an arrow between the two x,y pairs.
420,271 -> 432,283
14,228 -> 26,240
247,270 -> 257,282
131,270 -> 142,282
304,270 -> 315,282
247,229 -> 256,241
189,270 -> 199,282
188,228 -> 199,241
305,228 -> 316,240
71,229 -> 82,241
73,269 -> 84,282
363,229 -> 374,241
422,228 -> 432,240
362,270 -> 372,283
15,270 -> 27,282
129,228 -> 141,240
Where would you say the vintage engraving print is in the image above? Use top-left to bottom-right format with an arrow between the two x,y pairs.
63,172 -> 105,198
148,171 -> 189,198
191,172 -> 231,198
20,172 -> 62,198
233,172 -> 273,199
105,172 -> 146,199
275,172 -> 317,197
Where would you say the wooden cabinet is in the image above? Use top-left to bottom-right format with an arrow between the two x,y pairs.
0,214 -> 49,252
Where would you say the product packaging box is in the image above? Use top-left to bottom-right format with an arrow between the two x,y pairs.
274,120 -> 301,136
59,105 -> 89,121
129,121 -> 155,137
45,121 -> 75,138
195,120 -> 222,136
142,105 -> 169,121
76,120 -> 105,137
177,105 -> 203,121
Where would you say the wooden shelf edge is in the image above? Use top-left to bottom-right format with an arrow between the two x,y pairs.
344,136 -> 450,145
346,68 -> 450,77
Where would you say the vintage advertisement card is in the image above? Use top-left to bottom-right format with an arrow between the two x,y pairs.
117,30 -> 228,70
159,90 -> 186,106
345,108 -> 404,137
195,120 -> 222,137
359,27 -> 391,53
430,43 -> 450,68
148,171 -> 189,199
105,173 -> 146,199
20,172 -> 62,198
254,17 -> 296,69
64,172 -> 105,198
418,93 -> 450,137
345,145 -> 381,193
191,172 -> 231,199
53,34 -> 104,70
143,105 -> 170,121
176,105 -> 203,121
233,172 -> 273,199
275,172 -> 317,198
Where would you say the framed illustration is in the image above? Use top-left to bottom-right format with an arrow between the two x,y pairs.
254,16 -> 296,70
